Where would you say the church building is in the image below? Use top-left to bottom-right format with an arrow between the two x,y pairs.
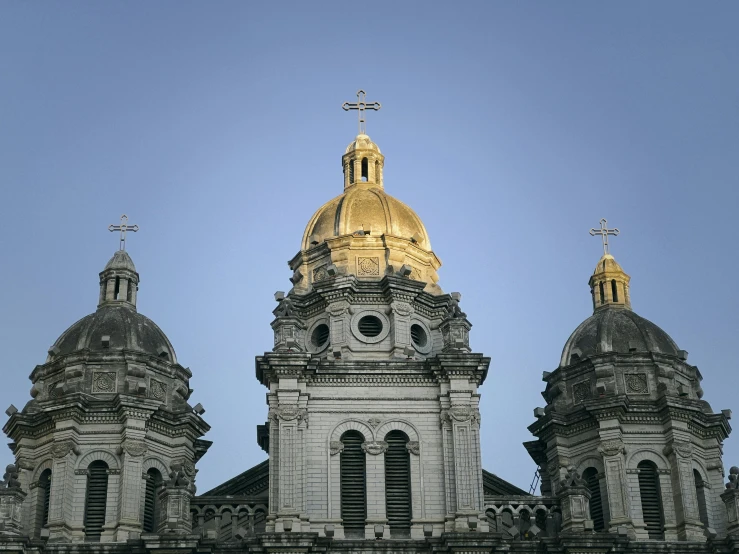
2,96 -> 738,554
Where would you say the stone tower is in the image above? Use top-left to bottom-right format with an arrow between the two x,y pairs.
527,251 -> 731,541
258,132 -> 490,538
3,248 -> 210,541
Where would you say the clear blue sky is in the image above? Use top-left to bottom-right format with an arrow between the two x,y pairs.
1,1 -> 737,493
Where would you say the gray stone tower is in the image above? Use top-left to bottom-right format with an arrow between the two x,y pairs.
3,248 -> 210,541
258,132 -> 490,538
527,252 -> 731,541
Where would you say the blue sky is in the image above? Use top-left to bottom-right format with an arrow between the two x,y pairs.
0,1 -> 737,492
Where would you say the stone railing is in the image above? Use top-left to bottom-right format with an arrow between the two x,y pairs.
191,496 -> 267,540
484,495 -> 561,539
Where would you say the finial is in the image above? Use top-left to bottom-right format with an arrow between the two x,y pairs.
342,90 -> 381,135
108,214 -> 139,251
589,218 -> 619,255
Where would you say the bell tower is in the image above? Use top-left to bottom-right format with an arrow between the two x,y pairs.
257,96 -> 490,538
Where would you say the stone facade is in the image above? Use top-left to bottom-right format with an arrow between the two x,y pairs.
1,131 -> 737,554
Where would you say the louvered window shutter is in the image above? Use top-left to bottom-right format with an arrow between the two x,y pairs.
694,470 -> 709,529
36,469 -> 52,534
143,468 -> 163,532
582,468 -> 604,531
84,461 -> 109,542
384,431 -> 412,537
340,431 -> 366,537
637,461 -> 664,539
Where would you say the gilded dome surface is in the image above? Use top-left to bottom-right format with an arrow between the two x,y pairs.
560,306 -> 679,367
302,184 -> 431,251
51,304 -> 177,362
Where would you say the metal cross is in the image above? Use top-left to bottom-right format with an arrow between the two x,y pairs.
342,89 -> 381,135
589,218 -> 620,255
108,214 -> 139,251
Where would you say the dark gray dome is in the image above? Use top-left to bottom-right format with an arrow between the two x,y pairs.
50,304 -> 176,363
560,307 -> 679,367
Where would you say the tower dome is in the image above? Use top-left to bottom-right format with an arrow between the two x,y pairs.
47,249 -> 177,363
291,133 -> 442,293
560,253 -> 680,367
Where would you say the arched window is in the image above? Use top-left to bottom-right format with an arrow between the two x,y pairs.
599,282 -> 605,304
143,468 -> 163,533
349,159 -> 355,184
637,461 -> 663,539
340,431 -> 366,537
114,277 -> 121,300
36,469 -> 52,535
127,279 -> 133,302
375,160 -> 380,183
694,469 -> 709,529
361,158 -> 368,181
384,430 -> 412,537
84,461 -> 109,542
611,280 -> 619,302
582,467 -> 605,531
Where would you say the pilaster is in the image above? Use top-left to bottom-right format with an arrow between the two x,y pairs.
597,437 -> 634,536
664,440 -> 706,541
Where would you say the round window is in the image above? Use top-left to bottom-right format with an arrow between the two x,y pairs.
358,315 -> 383,338
311,323 -> 330,349
411,324 -> 427,348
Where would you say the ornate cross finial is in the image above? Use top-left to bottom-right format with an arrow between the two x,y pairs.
342,89 -> 381,134
108,214 -> 139,251
589,218 -> 620,255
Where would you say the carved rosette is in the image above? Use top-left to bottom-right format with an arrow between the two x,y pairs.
51,440 -> 80,459
406,441 -> 420,456
598,439 -> 626,457
368,417 -> 382,429
327,301 -> 350,317
330,441 -> 344,456
361,441 -> 388,455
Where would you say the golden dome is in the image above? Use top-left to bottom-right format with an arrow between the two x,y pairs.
302,183 -> 431,251
345,133 -> 382,154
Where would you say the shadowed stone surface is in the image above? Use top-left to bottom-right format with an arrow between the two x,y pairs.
51,304 -> 177,362
561,306 -> 679,366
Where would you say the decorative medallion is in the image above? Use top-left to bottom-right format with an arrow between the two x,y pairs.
357,257 -> 380,276
92,372 -> 116,393
330,441 -> 344,456
572,381 -> 591,403
361,441 -> 388,455
276,405 -> 306,423
368,417 -> 382,429
313,265 -> 329,282
406,441 -> 420,456
151,379 -> 167,400
625,373 -> 648,394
